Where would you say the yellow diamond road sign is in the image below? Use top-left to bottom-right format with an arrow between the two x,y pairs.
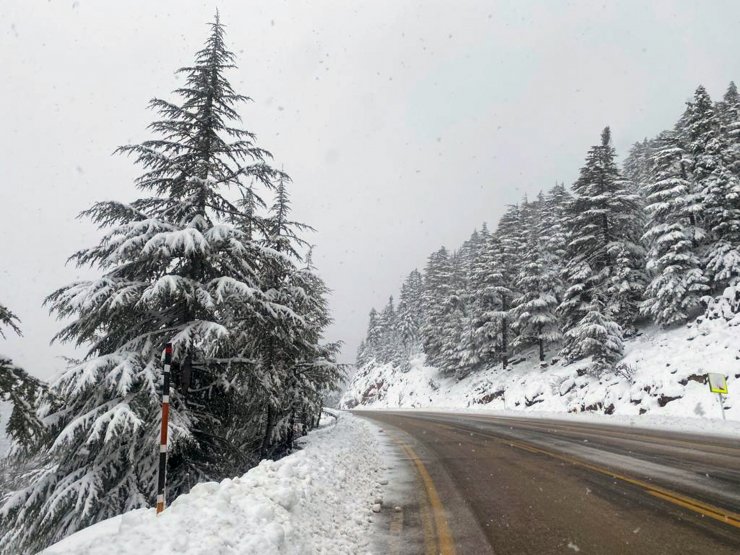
708,373 -> 728,395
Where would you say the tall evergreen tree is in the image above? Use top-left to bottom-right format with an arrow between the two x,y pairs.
682,86 -> 740,291
468,226 -> 502,371
0,16 -> 339,554
512,195 -> 562,361
559,127 -> 645,370
623,138 -> 654,196
541,183 -> 572,305
420,247 -> 454,369
396,269 -> 424,367
641,130 -> 709,325
0,303 -> 46,454
490,205 -> 521,369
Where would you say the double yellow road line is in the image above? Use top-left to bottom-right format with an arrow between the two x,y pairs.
389,419 -> 738,555
441,420 -> 740,530
397,441 -> 457,555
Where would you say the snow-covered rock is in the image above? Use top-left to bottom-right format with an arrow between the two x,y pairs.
41,413 -> 385,555
341,316 -> 739,425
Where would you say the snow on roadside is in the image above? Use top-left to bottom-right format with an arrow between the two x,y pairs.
42,412 -> 386,555
341,315 -> 740,434
381,407 -> 740,437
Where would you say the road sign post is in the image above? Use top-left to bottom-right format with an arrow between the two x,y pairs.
707,373 -> 729,421
156,343 -> 173,514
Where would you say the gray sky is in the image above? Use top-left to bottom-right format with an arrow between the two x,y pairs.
2,0 -> 740,380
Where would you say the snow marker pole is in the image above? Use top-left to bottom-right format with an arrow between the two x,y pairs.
718,394 -> 727,421
156,342 -> 173,514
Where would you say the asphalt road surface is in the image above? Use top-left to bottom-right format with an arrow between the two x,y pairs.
354,410 -> 740,554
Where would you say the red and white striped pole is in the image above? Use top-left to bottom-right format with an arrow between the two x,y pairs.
156,342 -> 173,514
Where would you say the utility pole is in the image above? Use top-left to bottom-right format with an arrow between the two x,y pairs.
156,343 -> 173,514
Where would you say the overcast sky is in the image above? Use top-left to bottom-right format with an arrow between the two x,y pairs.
2,0 -> 740,380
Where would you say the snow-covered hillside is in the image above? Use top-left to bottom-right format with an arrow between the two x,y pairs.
41,413 -> 389,555
342,315 -> 739,423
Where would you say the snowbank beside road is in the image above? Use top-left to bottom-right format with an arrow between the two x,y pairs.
342,315 -> 739,429
42,413 -> 386,555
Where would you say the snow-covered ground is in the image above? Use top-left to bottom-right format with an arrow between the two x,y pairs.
341,315 -> 740,430
41,412 -> 389,555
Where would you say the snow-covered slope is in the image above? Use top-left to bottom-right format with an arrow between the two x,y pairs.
41,413 -> 388,555
341,315 -> 739,424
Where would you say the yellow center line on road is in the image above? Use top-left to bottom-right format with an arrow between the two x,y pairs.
397,441 -> 457,555
436,421 -> 740,529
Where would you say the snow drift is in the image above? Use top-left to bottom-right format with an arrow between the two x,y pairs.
341,315 -> 739,425
41,413 -> 386,555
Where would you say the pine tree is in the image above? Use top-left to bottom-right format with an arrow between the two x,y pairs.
378,296 -> 402,365
541,183 -> 572,305
396,269 -> 424,368
623,138 -> 654,195
420,247 -> 454,368
0,16 -> 339,553
362,308 -> 383,364
0,304 -> 20,339
468,226 -> 501,371
0,360 -> 46,454
489,205 -> 522,369
559,127 -> 645,369
681,85 -> 740,291
0,303 -> 46,453
256,175 -> 341,456
641,131 -> 709,325
439,249 -> 471,377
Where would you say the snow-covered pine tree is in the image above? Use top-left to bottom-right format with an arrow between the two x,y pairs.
682,86 -> 740,296
436,248 -> 470,377
468,226 -> 503,371
0,361 -> 46,454
0,303 -> 46,453
378,296 -> 402,366
0,303 -> 21,339
717,82 -> 740,177
541,183 -> 572,306
420,247 -> 454,369
358,307 -> 383,367
255,175 -> 342,456
512,195 -> 562,362
355,339 -> 370,368
396,269 -> 424,368
489,205 -> 522,369
559,127 -> 645,370
0,16 -> 338,554
623,138 -> 654,195
641,130 -> 709,325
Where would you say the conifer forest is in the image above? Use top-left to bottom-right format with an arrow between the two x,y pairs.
358,84 -> 740,379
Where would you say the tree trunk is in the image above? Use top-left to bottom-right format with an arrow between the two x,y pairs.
539,337 -> 545,362
261,405 -> 276,457
538,323 -> 545,362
